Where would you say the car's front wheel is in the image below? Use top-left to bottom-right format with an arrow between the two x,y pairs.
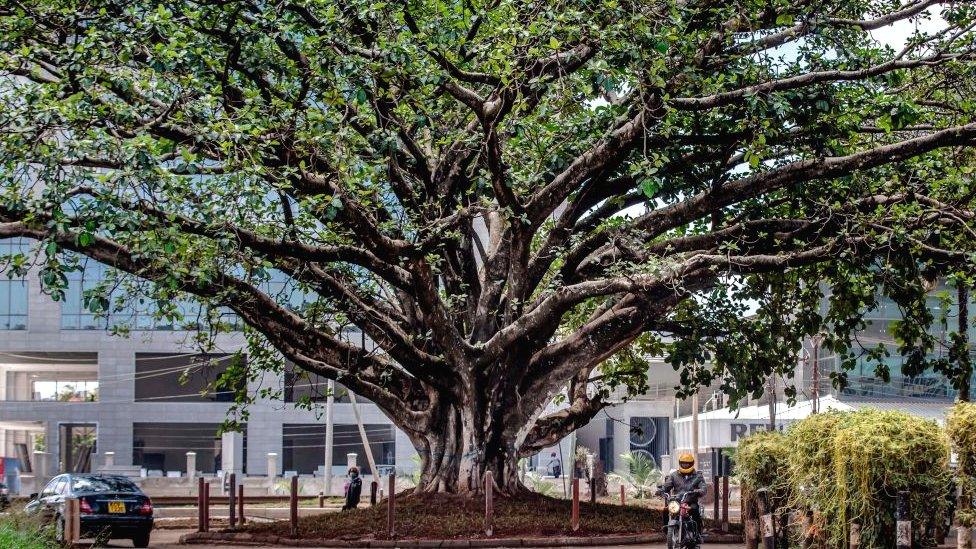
131,529 -> 151,548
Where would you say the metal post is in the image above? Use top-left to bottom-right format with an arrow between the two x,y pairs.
324,379 -> 335,497
692,390 -> 700,457
318,492 -> 324,508
387,473 -> 396,538
756,488 -> 775,549
811,335 -> 822,414
571,478 -> 580,532
485,470 -> 494,537
197,477 -> 206,533
619,484 -> 626,506
228,472 -> 237,528
290,475 -> 299,537
896,491 -> 911,549
238,484 -> 245,525
202,482 -> 210,532
370,480 -> 378,505
713,475 -> 720,523
721,475 -> 729,532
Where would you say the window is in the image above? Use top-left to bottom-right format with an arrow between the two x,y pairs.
0,238 -> 29,330
1,352 -> 98,402
32,380 -> 98,402
71,476 -> 139,493
282,424 -> 394,475
134,353 -> 246,403
132,423 -> 243,474
61,256 -> 242,331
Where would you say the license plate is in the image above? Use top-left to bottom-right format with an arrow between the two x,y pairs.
108,501 -> 126,514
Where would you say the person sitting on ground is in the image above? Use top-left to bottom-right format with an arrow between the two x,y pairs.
342,466 -> 363,511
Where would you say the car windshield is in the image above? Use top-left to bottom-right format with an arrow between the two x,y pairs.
71,476 -> 140,494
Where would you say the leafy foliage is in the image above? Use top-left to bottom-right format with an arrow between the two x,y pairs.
608,451 -> 661,499
1,0 -> 976,490
738,410 -> 950,547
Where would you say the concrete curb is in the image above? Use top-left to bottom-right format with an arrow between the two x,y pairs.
180,531 -> 744,547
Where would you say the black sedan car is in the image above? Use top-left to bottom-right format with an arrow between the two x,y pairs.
25,474 -> 153,547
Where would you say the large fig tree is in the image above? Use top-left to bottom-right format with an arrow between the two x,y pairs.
1,0 -> 976,493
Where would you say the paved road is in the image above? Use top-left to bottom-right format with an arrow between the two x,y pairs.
75,529 -> 744,548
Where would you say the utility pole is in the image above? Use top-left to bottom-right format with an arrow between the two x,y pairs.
811,334 -> 823,414
324,379 -> 335,496
959,283 -> 971,402
691,390 -> 700,458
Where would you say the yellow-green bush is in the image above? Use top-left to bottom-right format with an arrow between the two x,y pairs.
830,410 -> 950,544
947,402 -> 976,524
737,409 -> 950,547
734,430 -> 791,508
947,402 -> 976,471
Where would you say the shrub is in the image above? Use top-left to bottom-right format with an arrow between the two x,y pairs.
734,430 -> 791,509
737,409 -> 951,547
608,452 -> 660,499
0,510 -> 56,549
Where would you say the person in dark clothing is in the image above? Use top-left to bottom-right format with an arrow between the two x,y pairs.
342,466 -> 363,511
658,452 -> 707,538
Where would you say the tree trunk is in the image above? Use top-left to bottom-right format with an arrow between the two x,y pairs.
406,398 -> 525,496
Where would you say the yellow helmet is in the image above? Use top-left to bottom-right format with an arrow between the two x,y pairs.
677,452 -> 695,474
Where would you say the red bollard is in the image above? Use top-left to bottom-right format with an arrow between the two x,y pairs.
289,476 -> 299,537
202,482 -> 210,532
620,484 -> 626,506
238,484 -> 245,525
484,470 -> 494,537
388,473 -> 396,538
571,478 -> 580,532
197,477 -> 206,532
229,473 -> 237,529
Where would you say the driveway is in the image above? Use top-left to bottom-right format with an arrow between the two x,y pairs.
75,529 -> 744,548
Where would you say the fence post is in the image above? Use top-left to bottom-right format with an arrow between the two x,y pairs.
238,483 -> 245,525
203,482 -> 211,532
197,477 -> 206,533
620,484 -> 626,506
756,488 -> 775,549
571,478 -> 580,532
713,475 -> 720,524
228,472 -> 237,528
589,477 -> 596,504
64,497 -> 79,545
371,480 -> 378,505
721,475 -> 729,532
290,475 -> 299,538
896,491 -> 911,549
319,492 -> 325,508
388,473 -> 396,538
485,470 -> 494,537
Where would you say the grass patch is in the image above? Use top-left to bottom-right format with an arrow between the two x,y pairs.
0,509 -> 57,549
244,492 -> 736,540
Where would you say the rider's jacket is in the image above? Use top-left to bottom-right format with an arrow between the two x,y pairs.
660,469 -> 707,505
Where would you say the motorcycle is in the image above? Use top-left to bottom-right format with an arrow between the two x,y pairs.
661,491 -> 701,549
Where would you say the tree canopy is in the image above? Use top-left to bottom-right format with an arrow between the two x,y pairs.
1,0 -> 975,492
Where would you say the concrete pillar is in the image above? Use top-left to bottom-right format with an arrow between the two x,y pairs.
347,453 -> 358,469
33,451 -> 51,490
221,431 -> 244,476
186,452 -> 197,477
266,453 -> 278,478
104,452 -> 115,468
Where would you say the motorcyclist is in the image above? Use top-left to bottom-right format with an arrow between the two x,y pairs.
657,452 -> 707,538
